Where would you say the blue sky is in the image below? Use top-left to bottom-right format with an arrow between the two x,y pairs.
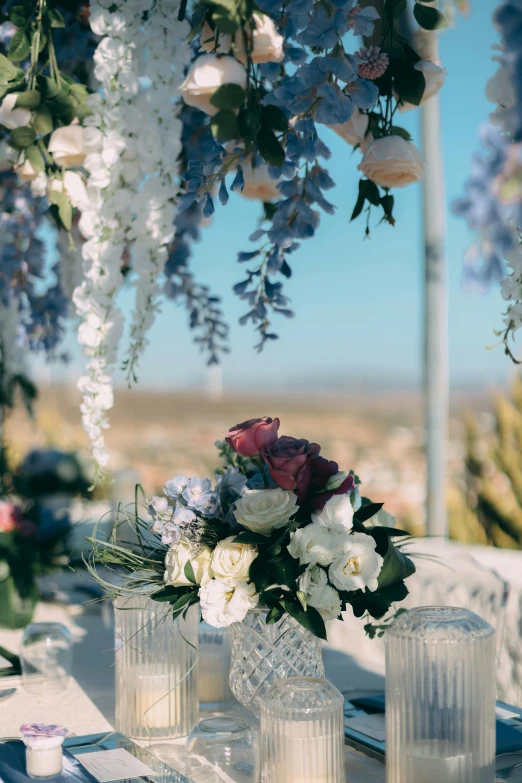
42,0 -> 515,393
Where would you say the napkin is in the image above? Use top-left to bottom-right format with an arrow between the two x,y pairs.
348,694 -> 522,755
0,741 -> 98,783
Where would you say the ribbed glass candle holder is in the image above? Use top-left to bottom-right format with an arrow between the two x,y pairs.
386,607 -> 496,783
114,595 -> 198,739
260,677 -> 345,783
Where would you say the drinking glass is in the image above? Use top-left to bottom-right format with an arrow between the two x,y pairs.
21,622 -> 72,695
185,717 -> 258,782
386,606 -> 496,783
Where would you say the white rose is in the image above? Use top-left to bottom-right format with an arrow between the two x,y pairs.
48,125 -> 87,168
298,565 -> 341,622
329,108 -> 369,146
180,54 -> 247,116
199,578 -> 259,627
0,93 -> 31,130
233,487 -> 297,535
239,162 -> 281,201
49,171 -> 88,207
288,522 -> 343,567
397,61 -> 447,113
328,532 -> 383,593
164,540 -> 213,587
369,508 -> 396,528
358,136 -> 423,189
235,14 -> 284,65
211,535 -> 257,580
312,494 -> 354,532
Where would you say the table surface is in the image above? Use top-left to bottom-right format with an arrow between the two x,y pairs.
0,575 -> 386,782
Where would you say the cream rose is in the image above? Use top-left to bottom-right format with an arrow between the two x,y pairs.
0,93 -> 31,130
48,125 -> 87,168
15,156 -> 39,182
211,535 -> 257,580
199,578 -> 259,627
233,487 -> 297,535
329,108 -> 369,146
49,171 -> 88,208
239,162 -> 281,201
397,61 -> 446,113
358,136 -> 423,189
180,54 -> 247,116
164,540 -> 212,587
235,14 -> 284,65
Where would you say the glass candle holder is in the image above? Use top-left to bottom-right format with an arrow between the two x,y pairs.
21,623 -> 72,695
21,724 -> 67,779
386,607 -> 496,783
260,677 -> 345,783
185,717 -> 258,782
114,595 -> 198,740
198,621 -> 233,710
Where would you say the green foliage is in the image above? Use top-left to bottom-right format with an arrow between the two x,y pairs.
413,2 -> 447,30
210,83 -> 246,110
211,109 -> 239,141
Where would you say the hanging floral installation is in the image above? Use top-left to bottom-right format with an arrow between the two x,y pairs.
0,0 -> 447,475
454,1 -> 522,362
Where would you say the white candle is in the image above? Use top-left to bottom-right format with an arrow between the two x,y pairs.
133,669 -> 183,731
400,742 -> 495,783
271,721 -> 343,783
198,645 -> 232,706
24,738 -> 65,779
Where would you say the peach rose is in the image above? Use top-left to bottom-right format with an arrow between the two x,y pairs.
239,162 -> 281,201
180,54 -> 247,116
329,108 -> 369,146
235,14 -> 284,65
358,136 -> 423,189
48,125 -> 87,168
397,61 -> 446,113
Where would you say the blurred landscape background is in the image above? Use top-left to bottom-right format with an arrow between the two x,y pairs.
5,375 -> 522,549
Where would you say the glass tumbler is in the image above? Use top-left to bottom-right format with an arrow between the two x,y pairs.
198,621 -> 233,710
260,676 -> 345,783
185,716 -> 259,782
21,622 -> 72,695
386,606 -> 496,783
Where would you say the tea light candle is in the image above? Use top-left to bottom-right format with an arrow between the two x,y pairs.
401,741 -> 494,783
21,724 -> 67,780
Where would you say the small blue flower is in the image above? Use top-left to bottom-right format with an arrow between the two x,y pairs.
173,506 -> 197,527
164,474 -> 189,501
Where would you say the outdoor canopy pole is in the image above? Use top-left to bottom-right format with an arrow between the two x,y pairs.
361,0 -> 449,537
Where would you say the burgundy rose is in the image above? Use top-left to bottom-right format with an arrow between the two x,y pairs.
226,417 -> 280,458
262,436 -> 321,501
311,470 -> 355,510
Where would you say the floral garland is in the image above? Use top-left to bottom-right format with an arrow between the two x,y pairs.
73,0 -> 191,472
89,416 -> 415,639
454,1 -> 522,361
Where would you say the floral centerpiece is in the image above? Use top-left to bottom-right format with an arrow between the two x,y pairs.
90,415 -> 415,708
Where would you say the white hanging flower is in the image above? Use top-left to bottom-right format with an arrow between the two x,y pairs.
48,125 -> 87,168
328,533 -> 383,592
199,578 -> 259,627
180,54 -> 248,115
0,93 -> 31,129
48,171 -> 88,208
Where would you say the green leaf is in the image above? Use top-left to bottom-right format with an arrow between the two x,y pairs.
151,586 -> 186,602
212,11 -> 239,35
265,604 -> 285,624
0,53 -> 25,84
361,179 -> 381,207
380,194 -> 395,225
171,590 -> 197,613
413,3 -> 447,29
393,64 -> 425,107
10,126 -> 35,148
25,144 -> 45,172
46,8 -> 65,27
260,104 -> 288,132
210,108 -> 238,141
69,82 -> 90,104
354,502 -> 383,524
249,555 -> 271,591
377,540 -> 416,588
390,126 -> 411,141
350,189 -> 366,221
184,559 -> 197,585
284,601 -> 327,640
47,90 -> 75,122
49,188 -> 72,231
237,107 -> 260,143
15,89 -> 40,109
257,127 -> 284,167
366,526 -> 410,537
389,0 -> 407,16
33,105 -> 53,135
37,76 -> 61,100
8,30 -> 30,62
210,83 -> 245,110
9,5 -> 29,27
233,531 -> 268,544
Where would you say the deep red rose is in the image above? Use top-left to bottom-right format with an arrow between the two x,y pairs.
226,417 -> 280,458
311,472 -> 356,510
262,436 -> 321,501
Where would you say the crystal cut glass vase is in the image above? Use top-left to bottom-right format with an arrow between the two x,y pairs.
228,608 -> 325,713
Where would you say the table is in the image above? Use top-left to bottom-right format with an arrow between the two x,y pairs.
0,575 -> 386,781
